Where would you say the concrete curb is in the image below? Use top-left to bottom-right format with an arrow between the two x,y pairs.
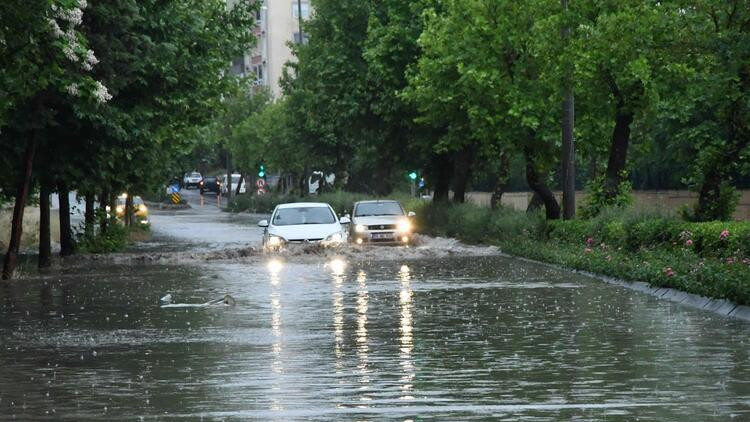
144,201 -> 190,210
509,254 -> 750,323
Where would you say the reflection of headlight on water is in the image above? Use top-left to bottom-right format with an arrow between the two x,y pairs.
400,265 -> 410,274
327,258 -> 346,275
397,219 -> 411,232
267,259 -> 284,274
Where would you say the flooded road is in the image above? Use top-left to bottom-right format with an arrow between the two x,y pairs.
1,193 -> 749,420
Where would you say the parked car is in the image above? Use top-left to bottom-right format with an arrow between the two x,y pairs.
349,200 -> 415,245
258,202 -> 350,250
183,172 -> 202,189
220,174 -> 246,196
199,176 -> 222,195
106,193 -> 149,224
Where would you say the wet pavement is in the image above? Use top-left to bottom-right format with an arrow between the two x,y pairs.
1,191 -> 749,420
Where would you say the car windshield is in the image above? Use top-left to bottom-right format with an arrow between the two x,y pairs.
273,207 -> 336,226
191,172 -> 201,177
204,177 -> 216,182
354,202 -> 404,217
232,176 -> 240,183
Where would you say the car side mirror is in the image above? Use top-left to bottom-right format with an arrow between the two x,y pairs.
407,211 -> 416,218
339,216 -> 351,224
257,220 -> 269,228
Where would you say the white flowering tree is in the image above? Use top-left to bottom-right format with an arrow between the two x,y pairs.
1,0 -> 112,278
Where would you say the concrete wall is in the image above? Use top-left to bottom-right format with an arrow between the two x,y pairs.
464,190 -> 750,221
0,208 -> 60,252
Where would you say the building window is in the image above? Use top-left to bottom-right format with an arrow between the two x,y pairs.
291,1 -> 309,19
293,32 -> 309,45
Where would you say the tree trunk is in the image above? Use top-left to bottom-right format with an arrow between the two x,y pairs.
2,136 -> 38,280
99,189 -> 110,233
561,0 -> 576,220
225,151 -> 233,202
525,148 -> 560,220
452,146 -> 475,204
526,192 -> 544,213
84,191 -> 95,238
124,193 -> 134,227
490,153 -> 510,210
603,109 -> 633,199
432,153 -> 453,203
58,183 -> 73,257
38,182 -> 51,269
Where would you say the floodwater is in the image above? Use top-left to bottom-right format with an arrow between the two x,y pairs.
1,193 -> 749,420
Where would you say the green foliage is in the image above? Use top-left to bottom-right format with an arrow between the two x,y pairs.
76,223 -> 129,254
579,173 -> 633,218
420,201 -> 750,305
682,181 -> 740,222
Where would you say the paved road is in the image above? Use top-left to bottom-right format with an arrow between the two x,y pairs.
1,195 -> 749,420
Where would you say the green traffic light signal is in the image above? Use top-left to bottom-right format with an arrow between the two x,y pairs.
258,164 -> 266,178
408,171 -> 418,181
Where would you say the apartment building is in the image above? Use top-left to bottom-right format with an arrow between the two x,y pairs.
229,0 -> 310,98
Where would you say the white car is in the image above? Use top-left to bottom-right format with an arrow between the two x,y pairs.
258,202 -> 350,249
349,200 -> 415,245
221,174 -> 246,196
183,172 -> 202,189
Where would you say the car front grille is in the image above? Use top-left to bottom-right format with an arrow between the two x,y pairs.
367,224 -> 396,230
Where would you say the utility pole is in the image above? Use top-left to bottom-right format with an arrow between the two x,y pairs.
297,0 -> 304,44
561,0 -> 576,220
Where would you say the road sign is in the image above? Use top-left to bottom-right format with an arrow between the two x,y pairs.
171,192 -> 181,204
256,178 -> 266,189
257,187 -> 267,195
170,184 -> 181,194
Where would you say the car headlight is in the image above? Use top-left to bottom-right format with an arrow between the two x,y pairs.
115,205 -> 124,214
354,224 -> 367,233
397,219 -> 411,233
138,204 -> 148,212
267,235 -> 284,247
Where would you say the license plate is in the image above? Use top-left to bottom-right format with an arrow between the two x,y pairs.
372,233 -> 392,240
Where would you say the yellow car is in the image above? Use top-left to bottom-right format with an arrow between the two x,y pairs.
109,194 -> 149,224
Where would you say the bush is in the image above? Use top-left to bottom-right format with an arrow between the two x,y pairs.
76,223 -> 129,253
417,200 -> 750,305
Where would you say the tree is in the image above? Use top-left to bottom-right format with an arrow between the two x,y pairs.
282,0 -> 374,187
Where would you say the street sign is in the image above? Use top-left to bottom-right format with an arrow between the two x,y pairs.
171,192 -> 181,204
170,183 -> 181,194
256,179 -> 266,189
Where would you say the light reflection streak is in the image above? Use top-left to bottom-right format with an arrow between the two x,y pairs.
356,270 -> 370,403
269,262 -> 284,411
332,270 -> 345,372
399,265 -> 415,400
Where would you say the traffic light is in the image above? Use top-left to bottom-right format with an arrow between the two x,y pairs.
258,164 -> 266,178
408,171 -> 418,181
